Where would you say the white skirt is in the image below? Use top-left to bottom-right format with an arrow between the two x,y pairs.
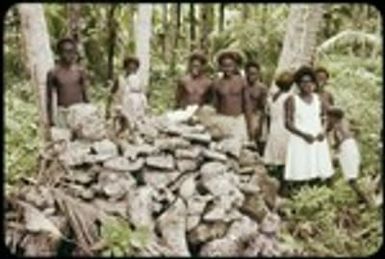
263,119 -> 290,166
284,134 -> 334,181
338,138 -> 360,180
213,114 -> 249,143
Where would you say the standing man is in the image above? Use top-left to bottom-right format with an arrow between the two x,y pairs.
245,61 -> 268,154
46,37 -> 89,128
212,50 -> 254,142
175,51 -> 213,109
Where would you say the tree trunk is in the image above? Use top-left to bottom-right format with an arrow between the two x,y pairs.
189,3 -> 196,50
135,4 -> 152,93
127,4 -> 136,53
170,4 -> 181,73
175,3 -> 181,48
66,4 -> 84,61
161,4 -> 168,59
200,4 -> 214,55
218,3 -> 225,32
18,3 -> 54,142
107,5 -> 117,81
66,4 -> 81,43
241,3 -> 250,22
272,4 -> 324,93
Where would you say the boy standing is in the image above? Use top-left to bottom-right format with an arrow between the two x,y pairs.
46,38 -> 89,128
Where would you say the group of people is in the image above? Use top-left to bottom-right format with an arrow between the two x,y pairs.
45,37 -> 369,204
173,50 -> 368,203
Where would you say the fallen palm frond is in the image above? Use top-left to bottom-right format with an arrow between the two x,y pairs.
50,188 -> 111,255
316,30 -> 381,56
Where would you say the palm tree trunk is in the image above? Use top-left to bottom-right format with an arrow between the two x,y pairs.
135,4 -> 152,93
189,3 -> 196,50
107,5 -> 117,81
272,4 -> 324,93
218,3 -> 225,32
18,3 -> 54,142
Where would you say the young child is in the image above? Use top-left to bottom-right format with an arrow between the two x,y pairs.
263,71 -> 293,183
46,38 -> 89,129
106,56 -> 148,137
245,61 -> 268,155
327,107 -> 370,204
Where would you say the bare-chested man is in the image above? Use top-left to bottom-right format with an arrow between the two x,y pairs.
315,66 -> 334,109
245,61 -> 268,153
212,50 -> 254,142
46,38 -> 89,128
175,51 -> 213,108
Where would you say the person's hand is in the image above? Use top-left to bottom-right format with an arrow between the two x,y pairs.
332,156 -> 339,167
316,133 -> 325,141
303,133 -> 315,144
105,110 -> 111,120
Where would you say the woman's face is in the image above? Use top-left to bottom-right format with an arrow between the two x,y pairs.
220,58 -> 237,76
298,74 -> 315,94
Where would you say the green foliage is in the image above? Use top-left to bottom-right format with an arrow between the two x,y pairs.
5,80 -> 40,184
100,217 -> 150,256
280,176 -> 382,256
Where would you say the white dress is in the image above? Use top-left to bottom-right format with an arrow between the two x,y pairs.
263,92 -> 291,165
284,94 -> 334,181
118,73 -> 148,123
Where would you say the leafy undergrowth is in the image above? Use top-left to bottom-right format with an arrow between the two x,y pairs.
279,177 -> 382,256
100,218 -> 150,256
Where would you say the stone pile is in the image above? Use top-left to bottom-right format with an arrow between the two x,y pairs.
5,103 -> 283,256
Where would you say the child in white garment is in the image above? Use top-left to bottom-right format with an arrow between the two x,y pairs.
327,107 -> 371,205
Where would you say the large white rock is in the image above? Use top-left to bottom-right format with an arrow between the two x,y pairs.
66,103 -> 107,140
126,186 -> 156,230
146,155 -> 175,170
156,198 -> 190,256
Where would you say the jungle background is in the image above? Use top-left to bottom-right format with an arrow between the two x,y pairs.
4,3 -> 383,256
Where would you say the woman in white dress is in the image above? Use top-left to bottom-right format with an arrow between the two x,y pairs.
264,71 -> 294,181
284,66 -> 334,184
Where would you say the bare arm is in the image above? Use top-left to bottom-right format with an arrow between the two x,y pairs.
80,67 -> 89,103
317,97 -> 328,140
175,78 -> 185,109
204,79 -> 214,105
284,96 -> 314,143
211,81 -> 219,110
257,87 -> 268,138
329,91 -> 335,106
46,70 -> 56,126
242,84 -> 254,140
106,78 -> 119,118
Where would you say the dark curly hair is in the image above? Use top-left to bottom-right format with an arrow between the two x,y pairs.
123,56 -> 140,69
189,51 -> 207,65
327,106 -> 344,119
245,61 -> 261,72
275,71 -> 294,91
217,50 -> 243,66
294,66 -> 317,86
57,37 -> 76,52
314,66 -> 330,79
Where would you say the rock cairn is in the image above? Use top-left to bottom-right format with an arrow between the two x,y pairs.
5,103 -> 283,256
